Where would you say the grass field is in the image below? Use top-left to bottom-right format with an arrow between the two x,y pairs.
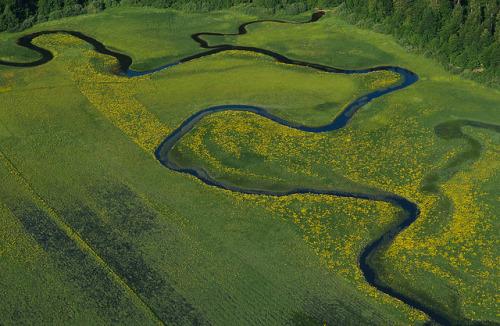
0,7 -> 283,71
0,5 -> 498,326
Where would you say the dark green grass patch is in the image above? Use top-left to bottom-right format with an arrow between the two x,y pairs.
0,156 -> 160,325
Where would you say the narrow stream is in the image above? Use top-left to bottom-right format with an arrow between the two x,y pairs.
3,12 -> 496,326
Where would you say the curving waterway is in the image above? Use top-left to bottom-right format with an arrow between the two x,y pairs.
1,12 -> 497,326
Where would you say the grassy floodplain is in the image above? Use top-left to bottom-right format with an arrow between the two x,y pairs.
0,5 -> 499,326
1,6 -> 288,71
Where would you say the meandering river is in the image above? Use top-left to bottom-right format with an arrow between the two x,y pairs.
3,12 -> 498,326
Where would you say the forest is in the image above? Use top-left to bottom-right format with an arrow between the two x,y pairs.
0,0 -> 498,81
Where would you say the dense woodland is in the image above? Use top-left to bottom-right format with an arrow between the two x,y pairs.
1,0 -> 499,82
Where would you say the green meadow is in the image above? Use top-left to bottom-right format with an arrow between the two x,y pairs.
0,6 -> 498,326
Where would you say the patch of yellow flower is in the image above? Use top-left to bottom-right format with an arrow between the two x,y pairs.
176,108 -> 436,199
177,111 -> 288,183
360,70 -> 402,90
439,129 -> 499,320
33,33 -> 171,154
0,71 -> 15,92
380,127 -> 499,321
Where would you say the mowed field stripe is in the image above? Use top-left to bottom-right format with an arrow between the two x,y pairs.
0,146 -> 166,325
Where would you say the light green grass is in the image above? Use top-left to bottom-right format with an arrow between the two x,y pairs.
138,50 -> 401,127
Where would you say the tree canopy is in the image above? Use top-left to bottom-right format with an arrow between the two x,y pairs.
1,0 -> 498,82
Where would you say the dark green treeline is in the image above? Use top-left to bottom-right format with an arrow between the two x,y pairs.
1,0 -> 498,81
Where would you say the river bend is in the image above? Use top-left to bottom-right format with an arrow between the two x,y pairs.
2,12 -> 498,326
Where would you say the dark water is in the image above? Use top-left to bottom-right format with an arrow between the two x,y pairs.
3,12 -> 494,326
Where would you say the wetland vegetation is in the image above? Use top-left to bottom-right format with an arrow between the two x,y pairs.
0,5 -> 499,326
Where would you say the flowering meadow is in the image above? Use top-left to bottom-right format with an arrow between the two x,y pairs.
0,7 -> 498,326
